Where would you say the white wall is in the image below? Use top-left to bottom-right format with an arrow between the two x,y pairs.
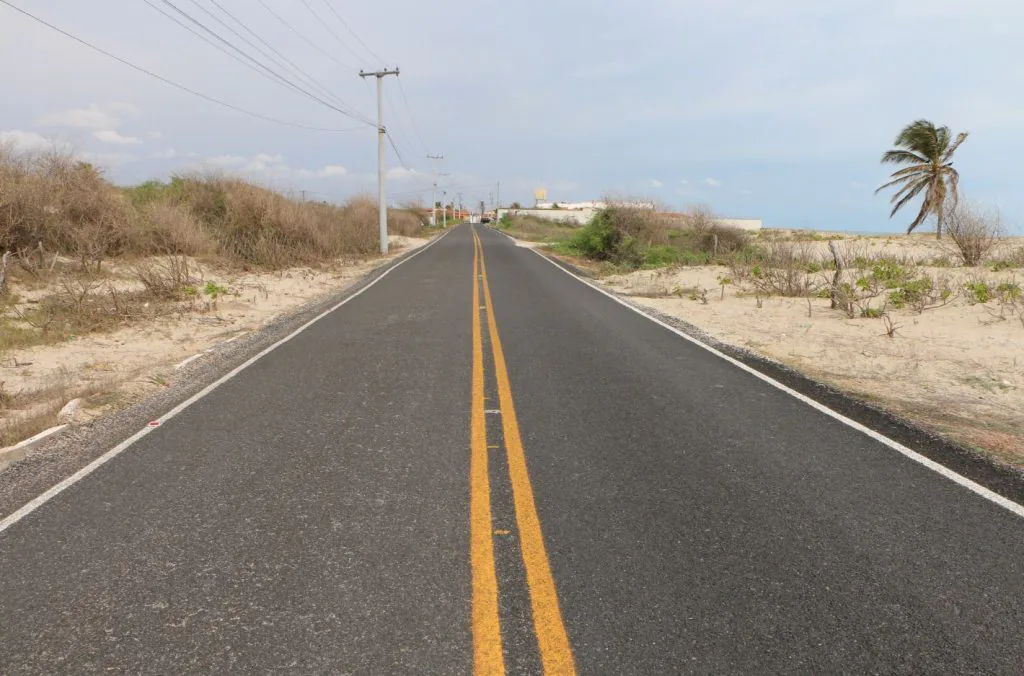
717,219 -> 763,231
498,208 -> 596,225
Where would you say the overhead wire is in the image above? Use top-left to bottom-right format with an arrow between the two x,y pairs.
386,131 -> 411,171
197,0 -> 364,117
0,0 -> 367,132
254,0 -> 355,70
319,0 -> 385,65
158,0 -> 374,125
397,77 -> 429,155
298,0 -> 367,67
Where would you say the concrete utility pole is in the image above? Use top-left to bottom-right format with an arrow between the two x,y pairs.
359,67 -> 400,254
426,154 -> 443,226
442,191 -> 448,228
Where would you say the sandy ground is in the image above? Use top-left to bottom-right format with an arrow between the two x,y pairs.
548,235 -> 1024,468
0,236 -> 431,446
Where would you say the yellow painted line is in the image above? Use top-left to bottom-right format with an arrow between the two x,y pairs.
470,231 -> 505,675
474,230 -> 577,675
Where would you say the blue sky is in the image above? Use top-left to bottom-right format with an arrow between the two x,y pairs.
2,0 -> 1022,232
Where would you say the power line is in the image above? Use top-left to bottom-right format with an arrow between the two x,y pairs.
386,131 -> 411,171
254,0 -> 355,70
199,0 -> 369,121
299,0 -> 366,66
142,0 -> 319,104
159,0 -> 374,125
319,0 -> 385,65
0,0 -> 367,132
397,77 -> 428,155
386,95 -> 417,166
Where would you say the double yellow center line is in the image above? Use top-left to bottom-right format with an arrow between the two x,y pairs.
470,229 -> 576,675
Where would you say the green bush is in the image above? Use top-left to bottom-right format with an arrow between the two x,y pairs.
965,282 -> 991,303
642,245 -> 679,268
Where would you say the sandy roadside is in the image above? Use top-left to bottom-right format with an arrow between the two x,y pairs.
517,235 -> 1024,469
0,235 -> 433,451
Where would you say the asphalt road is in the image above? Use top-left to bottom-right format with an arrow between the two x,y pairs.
1,225 -> 1023,674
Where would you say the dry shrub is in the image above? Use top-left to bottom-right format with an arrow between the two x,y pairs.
169,178 -> 378,268
2,146 -> 395,274
945,201 -> 1004,266
669,205 -> 750,260
387,207 -> 426,236
0,146 -> 134,269
132,202 -> 214,256
752,241 -> 823,297
131,255 -> 199,300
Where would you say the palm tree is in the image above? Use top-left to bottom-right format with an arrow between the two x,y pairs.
876,120 -> 968,239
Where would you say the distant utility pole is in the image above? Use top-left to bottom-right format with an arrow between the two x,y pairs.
442,191 -> 448,228
457,192 -> 463,219
359,67 -> 400,254
426,153 -> 443,225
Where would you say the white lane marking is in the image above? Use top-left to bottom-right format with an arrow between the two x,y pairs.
174,353 -> 204,371
0,231 -> 454,535
494,229 -> 1024,520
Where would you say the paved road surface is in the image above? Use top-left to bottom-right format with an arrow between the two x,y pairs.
1,225 -> 1023,674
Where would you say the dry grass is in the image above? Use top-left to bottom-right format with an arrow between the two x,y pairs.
945,202 -> 1004,266
0,366 -> 115,446
0,145 -> 390,273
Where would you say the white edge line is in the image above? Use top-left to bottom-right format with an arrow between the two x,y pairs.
0,231 -> 452,535
174,353 -> 204,371
502,229 -> 1024,520
1,425 -> 69,456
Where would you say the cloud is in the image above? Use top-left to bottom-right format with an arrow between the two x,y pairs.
387,167 -> 420,180
80,151 -> 135,165
0,129 -> 54,152
147,131 -> 164,140
202,153 -> 347,179
94,130 -> 142,145
679,179 -> 690,185
650,179 -> 664,188
152,147 -> 178,159
704,177 -> 722,187
315,165 -> 347,177
36,102 -> 138,130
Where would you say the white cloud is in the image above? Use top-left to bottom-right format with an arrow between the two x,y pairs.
312,165 -> 347,177
206,154 -> 248,167
387,167 -> 420,179
679,179 -> 690,185
704,177 -> 722,187
0,129 -> 54,152
650,179 -> 664,188
36,102 -> 138,130
152,147 -> 178,159
202,153 -> 347,180
147,131 -> 164,140
80,151 -> 135,165
94,129 -> 142,145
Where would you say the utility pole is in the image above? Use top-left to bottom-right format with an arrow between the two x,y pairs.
359,67 -> 400,254
457,192 -> 463,220
442,191 -> 448,228
496,182 -> 500,219
426,154 -> 443,226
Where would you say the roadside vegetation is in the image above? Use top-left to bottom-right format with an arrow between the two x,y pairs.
0,144 -> 431,447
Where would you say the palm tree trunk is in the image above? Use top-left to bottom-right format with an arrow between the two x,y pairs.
936,205 -> 944,240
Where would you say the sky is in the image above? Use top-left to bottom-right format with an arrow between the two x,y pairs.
2,0 -> 1023,233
